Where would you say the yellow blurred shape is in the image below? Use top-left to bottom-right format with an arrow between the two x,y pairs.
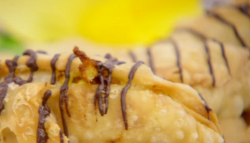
0,0 -> 202,47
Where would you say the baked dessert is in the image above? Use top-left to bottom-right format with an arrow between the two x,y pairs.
177,1 -> 250,47
0,48 -> 223,143
24,2 -> 250,119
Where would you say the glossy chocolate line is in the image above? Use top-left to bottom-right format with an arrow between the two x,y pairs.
50,54 -> 60,84
204,40 -> 216,87
59,54 -> 76,137
23,49 -> 38,82
212,39 -> 231,76
104,53 -> 112,59
104,57 -> 119,114
59,130 -> 64,143
236,3 -> 250,18
37,89 -> 51,143
94,64 -> 105,116
185,29 -> 230,84
94,55 -> 119,115
0,82 -> 8,114
0,56 -> 20,114
208,11 -> 247,47
36,50 -> 47,54
182,28 -> 207,40
128,51 -> 137,62
4,56 -> 19,82
121,61 -> 144,130
170,39 -> 183,83
13,77 -> 27,85
198,92 -> 212,120
146,47 -> 155,74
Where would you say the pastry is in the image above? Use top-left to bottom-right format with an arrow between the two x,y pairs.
177,1 -> 250,47
0,48 -> 223,143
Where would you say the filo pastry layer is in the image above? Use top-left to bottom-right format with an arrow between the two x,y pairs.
0,48 -> 223,143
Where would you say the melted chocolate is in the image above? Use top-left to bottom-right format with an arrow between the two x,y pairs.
128,51 -> 137,62
23,50 -> 38,82
59,130 -> 64,143
37,89 -> 51,143
207,11 -> 246,47
0,56 -> 20,114
170,39 -> 183,83
0,82 -> 8,114
198,92 -> 212,120
104,53 -> 112,59
146,48 -> 155,74
50,54 -> 60,84
94,54 -> 121,115
204,41 -> 216,87
13,77 -> 27,85
36,50 -> 47,54
236,3 -> 250,17
121,61 -> 144,130
59,54 -> 76,137
212,39 -> 231,75
4,56 -> 19,82
184,29 -> 220,86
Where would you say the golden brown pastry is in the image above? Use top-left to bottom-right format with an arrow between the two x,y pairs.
0,48 -> 223,143
23,2 -> 250,120
177,1 -> 250,48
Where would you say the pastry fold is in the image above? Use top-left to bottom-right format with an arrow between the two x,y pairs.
0,48 -> 223,143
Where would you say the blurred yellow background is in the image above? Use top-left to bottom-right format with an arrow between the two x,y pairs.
0,0 -> 202,48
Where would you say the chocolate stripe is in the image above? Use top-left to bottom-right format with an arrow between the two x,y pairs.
128,51 -> 137,62
94,55 -> 120,115
36,50 -> 47,54
212,39 -> 231,76
182,28 -> 207,40
59,54 -> 76,137
0,56 -> 20,114
146,48 -> 155,74
60,130 -> 64,143
204,40 -> 216,87
23,49 -> 39,82
121,61 -> 144,130
208,11 -> 247,47
170,39 -> 183,83
235,3 -> 250,18
184,29 -> 231,83
50,54 -> 60,84
198,92 -> 212,120
37,89 -> 51,143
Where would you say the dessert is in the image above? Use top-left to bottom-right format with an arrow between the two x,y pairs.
0,48 -> 223,143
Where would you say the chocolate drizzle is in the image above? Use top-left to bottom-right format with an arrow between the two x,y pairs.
128,51 -> 137,62
50,54 -> 60,84
207,11 -> 247,47
204,41 -> 216,87
184,29 -> 232,85
59,130 -> 64,143
36,50 -> 47,54
0,56 -> 20,114
212,39 -> 231,75
121,61 -> 144,130
198,92 -> 212,120
95,54 -> 121,115
170,39 -> 183,83
37,89 -> 51,143
59,54 -> 76,137
236,3 -> 250,17
23,50 -> 38,82
146,47 -> 155,74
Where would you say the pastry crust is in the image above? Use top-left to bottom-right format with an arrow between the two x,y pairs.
0,48 -> 223,143
177,1 -> 250,48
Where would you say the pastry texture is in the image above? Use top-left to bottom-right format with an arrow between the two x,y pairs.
0,48 -> 223,143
